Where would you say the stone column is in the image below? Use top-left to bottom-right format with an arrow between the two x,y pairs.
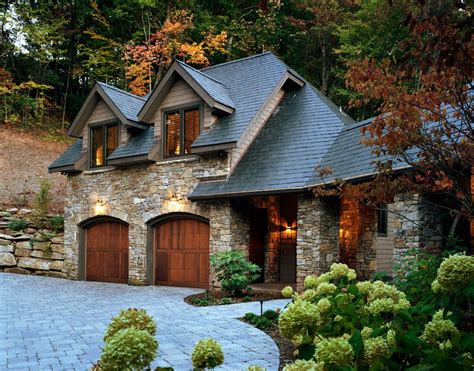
296,194 -> 340,290
128,221 -> 147,285
392,193 -> 443,274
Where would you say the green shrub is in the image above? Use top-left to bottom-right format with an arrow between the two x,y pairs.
219,297 -> 232,305
104,308 -> 156,342
210,250 -> 261,297
243,312 -> 275,330
281,286 -> 294,298
283,359 -> 323,370
33,179 -> 51,218
48,215 -> 64,233
7,219 -> 28,232
190,297 -> 211,306
277,262 -> 474,369
262,310 -> 278,321
247,366 -> 266,371
99,328 -> 157,371
432,253 -> 474,294
191,338 -> 224,370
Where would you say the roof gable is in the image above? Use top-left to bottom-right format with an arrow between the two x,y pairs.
67,82 -> 147,138
138,59 -> 235,122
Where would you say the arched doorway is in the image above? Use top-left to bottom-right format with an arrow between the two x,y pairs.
79,216 -> 129,283
148,213 -> 210,288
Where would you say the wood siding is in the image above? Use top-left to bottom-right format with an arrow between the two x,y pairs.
153,78 -> 210,140
231,89 -> 285,169
375,203 -> 395,276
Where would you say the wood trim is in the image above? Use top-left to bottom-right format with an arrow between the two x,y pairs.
162,104 -> 203,159
139,60 -> 234,122
107,154 -> 153,167
191,141 -> 237,154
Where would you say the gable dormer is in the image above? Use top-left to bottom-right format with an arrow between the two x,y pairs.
139,59 -> 234,160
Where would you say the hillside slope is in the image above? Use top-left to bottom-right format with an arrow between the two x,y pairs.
0,127 -> 69,212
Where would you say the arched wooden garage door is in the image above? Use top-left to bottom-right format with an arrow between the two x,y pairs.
86,220 -> 128,283
154,217 -> 209,288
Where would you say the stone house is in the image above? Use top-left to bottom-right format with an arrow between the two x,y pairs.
49,52 -> 443,289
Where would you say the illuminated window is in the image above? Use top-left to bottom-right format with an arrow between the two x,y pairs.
165,108 -> 200,157
91,124 -> 118,167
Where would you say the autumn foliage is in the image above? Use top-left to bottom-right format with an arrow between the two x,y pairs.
124,10 -> 228,96
342,1 -> 473,222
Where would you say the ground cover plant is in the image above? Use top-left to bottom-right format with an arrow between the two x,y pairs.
185,290 -> 282,307
279,256 -> 473,370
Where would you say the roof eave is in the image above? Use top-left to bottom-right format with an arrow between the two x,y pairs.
188,185 -> 309,201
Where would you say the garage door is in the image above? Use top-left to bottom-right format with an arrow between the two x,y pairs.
154,218 -> 209,288
86,221 -> 128,283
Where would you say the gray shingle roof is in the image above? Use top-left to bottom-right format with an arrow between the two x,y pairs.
192,52 -> 290,148
189,84 -> 347,199
176,60 -> 235,109
307,118 -> 412,186
108,127 -> 154,160
48,139 -> 83,171
98,82 -> 146,122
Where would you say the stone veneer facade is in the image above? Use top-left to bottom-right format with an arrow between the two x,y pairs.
64,153 -> 232,285
295,194 -> 340,290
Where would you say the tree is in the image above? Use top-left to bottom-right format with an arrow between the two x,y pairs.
124,9 -> 228,95
345,0 -> 473,240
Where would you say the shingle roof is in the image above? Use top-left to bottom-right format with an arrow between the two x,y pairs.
176,60 -> 235,109
189,84 -> 347,199
307,118 -> 411,186
192,52 -> 291,148
48,139 -> 83,171
108,127 -> 154,160
98,82 -> 146,123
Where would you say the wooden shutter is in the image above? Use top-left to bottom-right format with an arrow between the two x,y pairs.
165,112 -> 181,157
106,124 -> 118,158
184,109 -> 199,154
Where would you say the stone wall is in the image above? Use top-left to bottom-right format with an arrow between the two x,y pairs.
64,153 -> 229,285
339,196 -> 377,279
392,193 -> 443,271
0,208 -> 65,277
296,194 -> 340,290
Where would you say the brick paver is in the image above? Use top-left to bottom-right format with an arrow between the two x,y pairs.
0,273 -> 289,371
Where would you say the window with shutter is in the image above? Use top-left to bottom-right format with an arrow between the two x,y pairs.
90,123 -> 119,168
164,107 -> 200,157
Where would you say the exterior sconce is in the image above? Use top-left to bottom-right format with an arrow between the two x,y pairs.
281,224 -> 297,239
165,187 -> 185,212
94,198 -> 107,215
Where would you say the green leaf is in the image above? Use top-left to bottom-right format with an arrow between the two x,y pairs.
349,330 -> 364,358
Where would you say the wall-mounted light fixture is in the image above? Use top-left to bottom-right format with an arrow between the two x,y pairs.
94,198 -> 107,215
165,187 -> 185,212
281,223 -> 297,239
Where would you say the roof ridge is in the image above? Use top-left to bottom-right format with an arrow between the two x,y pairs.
97,81 -> 147,101
345,117 -> 376,130
175,60 -> 227,86
201,51 -> 273,71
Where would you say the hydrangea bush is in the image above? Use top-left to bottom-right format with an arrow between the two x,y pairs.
99,328 -> 158,370
280,258 -> 473,370
103,308 -> 157,342
191,338 -> 224,370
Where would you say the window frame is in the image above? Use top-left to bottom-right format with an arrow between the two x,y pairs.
162,102 -> 203,158
377,204 -> 388,237
89,120 -> 120,169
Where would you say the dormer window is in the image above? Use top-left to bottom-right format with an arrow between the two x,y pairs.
164,107 -> 200,157
90,123 -> 118,167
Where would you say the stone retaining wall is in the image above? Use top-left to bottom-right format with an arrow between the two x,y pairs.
0,208 -> 65,278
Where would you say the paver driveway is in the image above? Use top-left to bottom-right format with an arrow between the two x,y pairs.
0,273 -> 290,371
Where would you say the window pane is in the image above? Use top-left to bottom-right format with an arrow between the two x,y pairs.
106,125 -> 118,157
91,126 -> 104,167
377,204 -> 388,235
165,112 -> 181,156
184,109 -> 199,154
